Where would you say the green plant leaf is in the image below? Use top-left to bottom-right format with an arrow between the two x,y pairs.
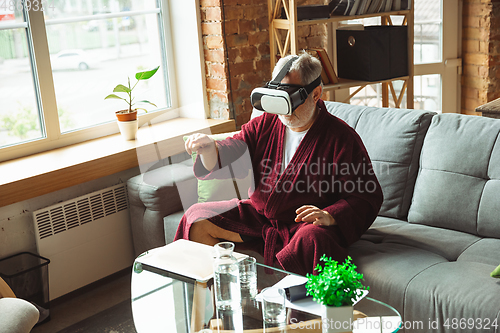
135,66 -> 160,80
305,255 -> 368,307
104,94 -> 126,100
113,84 -> 131,93
137,100 -> 157,107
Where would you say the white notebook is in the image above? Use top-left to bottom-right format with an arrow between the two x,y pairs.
136,239 -> 247,282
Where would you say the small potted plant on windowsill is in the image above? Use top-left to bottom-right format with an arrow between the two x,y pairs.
104,65 -> 159,140
305,255 -> 369,333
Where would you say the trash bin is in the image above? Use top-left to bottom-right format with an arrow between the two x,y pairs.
0,252 -> 51,324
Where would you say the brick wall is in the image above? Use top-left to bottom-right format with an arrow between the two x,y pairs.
200,0 -> 328,128
462,0 -> 500,115
202,1 -> 500,120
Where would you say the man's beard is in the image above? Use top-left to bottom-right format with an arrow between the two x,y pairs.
278,99 -> 316,129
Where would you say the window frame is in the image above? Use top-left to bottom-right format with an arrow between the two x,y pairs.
0,0 -> 208,163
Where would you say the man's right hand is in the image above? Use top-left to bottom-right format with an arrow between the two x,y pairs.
185,133 -> 218,171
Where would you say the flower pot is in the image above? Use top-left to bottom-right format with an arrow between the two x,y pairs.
115,109 -> 137,122
115,110 -> 138,140
321,304 -> 353,333
117,119 -> 138,140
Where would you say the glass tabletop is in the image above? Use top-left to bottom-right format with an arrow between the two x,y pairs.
131,250 -> 401,333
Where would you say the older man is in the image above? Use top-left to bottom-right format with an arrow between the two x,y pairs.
175,52 -> 383,275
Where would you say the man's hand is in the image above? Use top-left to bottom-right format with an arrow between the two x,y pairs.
184,133 -> 218,171
295,205 -> 336,226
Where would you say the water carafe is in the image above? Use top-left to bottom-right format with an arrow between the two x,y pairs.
213,242 -> 241,310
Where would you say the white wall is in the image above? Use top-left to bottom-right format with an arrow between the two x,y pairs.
0,167 -> 141,259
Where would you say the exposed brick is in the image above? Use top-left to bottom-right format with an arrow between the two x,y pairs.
465,39 -> 480,53
205,7 -> 222,21
230,76 -> 242,90
236,112 -> 252,126
224,20 -> 239,35
256,17 -> 269,31
463,27 -> 481,39
206,77 -> 228,91
310,24 -> 327,36
228,48 -> 240,61
297,26 -> 311,36
248,31 -> 269,45
202,22 -> 222,35
464,52 -> 489,65
226,34 -> 249,47
463,63 -> 479,76
205,35 -> 224,49
255,58 -> 271,73
490,54 -> 500,66
306,36 -> 324,49
243,72 -> 266,86
200,0 -> 221,7
466,14 -> 482,28
208,62 -> 226,78
239,46 -> 258,61
239,19 -> 256,33
258,43 -> 270,56
209,92 -> 229,106
230,61 -> 255,76
243,6 -> 267,20
464,97 -> 483,111
225,7 -> 244,20
204,49 -> 225,63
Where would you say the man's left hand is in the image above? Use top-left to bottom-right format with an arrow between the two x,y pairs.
295,205 -> 336,226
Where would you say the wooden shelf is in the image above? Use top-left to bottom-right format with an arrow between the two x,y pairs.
268,0 -> 414,108
322,76 -> 410,91
293,10 -> 412,26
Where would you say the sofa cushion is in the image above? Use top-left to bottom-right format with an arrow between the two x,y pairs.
456,237 -> 500,267
324,102 -> 435,219
360,217 -> 481,262
404,261 -> 500,332
349,236 -> 448,316
408,114 -> 500,237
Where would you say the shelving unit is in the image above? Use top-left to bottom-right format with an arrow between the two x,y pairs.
267,0 -> 414,108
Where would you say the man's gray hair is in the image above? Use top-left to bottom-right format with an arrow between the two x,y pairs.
272,51 -> 323,86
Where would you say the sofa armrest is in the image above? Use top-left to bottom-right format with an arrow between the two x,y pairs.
0,298 -> 39,333
127,159 -> 197,257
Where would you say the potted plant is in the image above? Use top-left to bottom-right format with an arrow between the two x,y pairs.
305,255 -> 369,333
105,65 -> 159,140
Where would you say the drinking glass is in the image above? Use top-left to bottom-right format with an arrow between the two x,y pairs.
261,287 -> 286,323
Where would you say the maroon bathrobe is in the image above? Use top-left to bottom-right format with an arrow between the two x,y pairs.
174,100 -> 383,275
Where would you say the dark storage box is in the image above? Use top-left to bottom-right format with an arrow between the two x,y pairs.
0,252 -> 50,324
337,25 -> 408,81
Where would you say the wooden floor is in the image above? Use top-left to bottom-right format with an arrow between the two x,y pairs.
31,269 -> 132,333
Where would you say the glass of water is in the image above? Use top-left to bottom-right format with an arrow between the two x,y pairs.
261,287 -> 286,323
239,257 -> 257,298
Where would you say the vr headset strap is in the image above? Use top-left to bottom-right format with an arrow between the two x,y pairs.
303,75 -> 322,94
268,56 -> 299,88
267,56 -> 322,94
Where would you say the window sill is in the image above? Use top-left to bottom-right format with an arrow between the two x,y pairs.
0,117 -> 236,207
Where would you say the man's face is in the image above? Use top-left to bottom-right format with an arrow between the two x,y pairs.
278,71 -> 319,132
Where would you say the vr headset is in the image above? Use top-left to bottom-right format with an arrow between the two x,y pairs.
250,56 -> 322,115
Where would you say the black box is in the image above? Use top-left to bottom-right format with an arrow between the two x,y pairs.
0,252 -> 50,324
337,25 -> 408,81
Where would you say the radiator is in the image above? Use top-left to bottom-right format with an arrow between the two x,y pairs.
33,183 -> 135,300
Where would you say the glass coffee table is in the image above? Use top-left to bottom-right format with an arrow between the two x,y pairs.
131,249 -> 401,333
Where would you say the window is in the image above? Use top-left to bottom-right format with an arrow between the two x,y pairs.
0,0 -> 176,161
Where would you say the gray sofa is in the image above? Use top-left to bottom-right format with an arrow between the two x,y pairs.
127,101 -> 500,332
